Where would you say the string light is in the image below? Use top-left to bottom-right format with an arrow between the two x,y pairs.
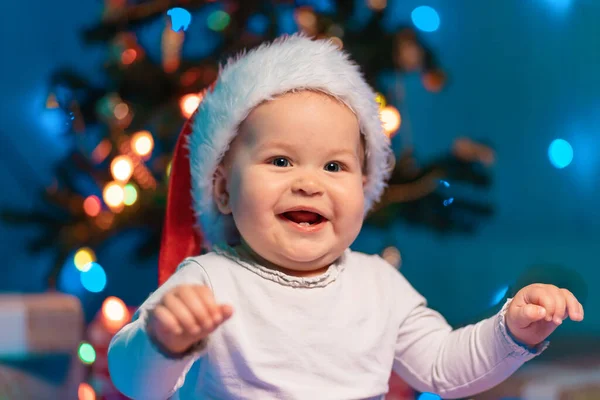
131,130 -> 154,157
83,195 -> 102,217
102,182 -> 125,208
548,139 -> 573,169
110,155 -> 134,182
113,102 -> 130,120
78,382 -> 96,400
180,93 -> 202,119
380,105 -> 401,137
74,248 -> 96,272
121,48 -> 137,65
123,183 -> 138,206
78,342 -> 96,365
91,139 -> 112,164
367,0 -> 387,11
375,93 -> 387,110
80,262 -> 107,293
207,10 -> 231,31
411,6 -> 440,33
102,296 -> 130,332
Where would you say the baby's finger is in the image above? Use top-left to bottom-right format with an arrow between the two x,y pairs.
552,288 -> 567,325
176,286 -> 211,329
220,304 -> 234,320
195,286 -> 222,326
561,289 -> 583,321
152,304 -> 183,336
163,293 -> 202,335
527,286 -> 556,322
514,303 -> 547,327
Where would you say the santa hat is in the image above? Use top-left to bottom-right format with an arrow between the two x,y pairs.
158,34 -> 394,285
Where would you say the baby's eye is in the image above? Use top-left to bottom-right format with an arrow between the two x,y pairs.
271,157 -> 290,167
324,162 -> 342,172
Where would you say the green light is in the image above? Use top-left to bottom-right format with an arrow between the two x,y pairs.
78,342 -> 96,365
207,11 -> 230,31
124,183 -> 138,206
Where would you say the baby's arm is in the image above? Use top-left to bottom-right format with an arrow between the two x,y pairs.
392,278 -> 546,399
107,259 -> 213,400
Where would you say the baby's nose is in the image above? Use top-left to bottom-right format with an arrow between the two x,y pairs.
291,176 -> 324,195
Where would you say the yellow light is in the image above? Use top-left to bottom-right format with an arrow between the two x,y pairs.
102,296 -> 130,332
74,248 -> 96,272
131,130 -> 154,157
375,93 -> 387,110
380,105 -> 401,137
166,160 -> 173,178
180,94 -> 202,119
110,155 -> 134,182
103,182 -> 125,208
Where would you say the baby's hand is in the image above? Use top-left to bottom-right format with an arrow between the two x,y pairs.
147,285 -> 234,355
506,283 -> 584,347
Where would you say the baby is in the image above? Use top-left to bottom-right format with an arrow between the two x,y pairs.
107,35 -> 584,400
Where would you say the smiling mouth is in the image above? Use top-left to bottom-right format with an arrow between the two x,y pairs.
279,211 -> 326,226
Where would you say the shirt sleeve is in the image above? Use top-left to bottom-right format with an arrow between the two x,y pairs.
392,276 -> 548,399
107,258 -> 212,400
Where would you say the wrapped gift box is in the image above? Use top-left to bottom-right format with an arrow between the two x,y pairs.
0,293 -> 85,400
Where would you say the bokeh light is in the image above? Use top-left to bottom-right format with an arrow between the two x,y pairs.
207,11 -> 231,31
180,93 -> 202,119
548,139 -> 573,169
74,248 -> 96,272
78,342 -> 96,365
80,262 -> 107,293
102,296 -> 130,332
83,195 -> 102,217
491,285 -> 510,307
111,155 -> 134,182
418,393 -> 441,400
380,105 -> 401,137
103,182 -> 125,208
131,130 -> 154,157
78,382 -> 96,400
124,183 -> 138,206
411,6 -> 440,32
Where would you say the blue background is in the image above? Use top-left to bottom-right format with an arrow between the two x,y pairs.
0,0 -> 597,337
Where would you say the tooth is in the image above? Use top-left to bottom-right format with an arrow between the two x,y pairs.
298,222 -> 310,226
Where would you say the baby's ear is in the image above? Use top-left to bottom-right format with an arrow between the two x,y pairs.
213,165 -> 232,214
362,174 -> 368,187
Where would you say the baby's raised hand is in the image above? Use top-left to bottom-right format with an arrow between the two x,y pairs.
147,285 -> 234,355
506,283 -> 584,347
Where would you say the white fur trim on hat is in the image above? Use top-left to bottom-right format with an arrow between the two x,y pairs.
188,33 -> 394,248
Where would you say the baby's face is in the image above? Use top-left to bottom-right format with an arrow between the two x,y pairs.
217,91 -> 367,274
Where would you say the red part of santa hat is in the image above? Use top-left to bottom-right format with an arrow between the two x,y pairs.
158,116 -> 203,285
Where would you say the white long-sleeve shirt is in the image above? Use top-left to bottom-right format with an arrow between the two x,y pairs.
108,247 -> 547,400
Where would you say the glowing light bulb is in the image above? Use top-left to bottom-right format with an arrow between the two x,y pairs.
103,182 -> 125,208
111,155 -> 134,182
78,342 -> 96,365
83,195 -> 102,217
123,183 -> 138,206
78,382 -> 96,400
74,248 -> 96,272
380,106 -> 401,137
131,130 -> 154,157
411,6 -> 440,32
180,94 -> 202,119
102,296 -> 130,332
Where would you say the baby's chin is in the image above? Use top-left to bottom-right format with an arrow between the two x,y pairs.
272,247 -> 343,271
